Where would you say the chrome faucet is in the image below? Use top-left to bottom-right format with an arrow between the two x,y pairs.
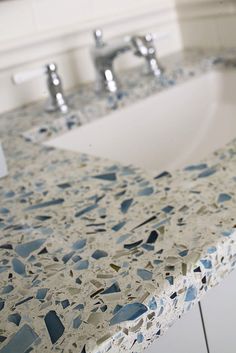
45,63 -> 69,114
130,33 -> 164,77
91,29 -> 131,94
91,29 -> 164,94
12,63 -> 69,114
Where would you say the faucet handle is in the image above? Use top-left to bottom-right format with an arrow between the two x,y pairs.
12,63 -> 69,114
143,33 -> 155,44
130,32 -> 165,77
45,63 -> 69,114
93,29 -> 105,48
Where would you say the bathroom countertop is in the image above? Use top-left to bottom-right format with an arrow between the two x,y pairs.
1,49 -> 236,353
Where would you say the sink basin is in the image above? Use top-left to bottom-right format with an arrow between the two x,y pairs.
45,70 -> 236,173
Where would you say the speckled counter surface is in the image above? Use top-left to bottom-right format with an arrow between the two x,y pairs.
1,49 -> 236,353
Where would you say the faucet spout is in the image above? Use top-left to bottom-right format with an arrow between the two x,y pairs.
91,29 -> 164,94
92,29 -> 131,93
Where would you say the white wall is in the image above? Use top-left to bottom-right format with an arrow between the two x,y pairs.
0,0 -> 236,114
175,0 -> 236,48
0,0 -> 181,114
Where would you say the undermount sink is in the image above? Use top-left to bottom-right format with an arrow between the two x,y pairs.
45,69 -> 236,173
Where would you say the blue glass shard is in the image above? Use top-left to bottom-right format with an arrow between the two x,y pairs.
148,297 -> 157,310
103,164 -> 118,171
138,187 -> 154,196
8,313 -> 21,326
200,259 -> 212,269
184,163 -> 208,171
36,288 -> 48,300
62,251 -> 75,264
137,333 -> 144,343
92,194 -> 106,203
72,255 -> 82,263
132,215 -> 157,230
0,324 -> 39,353
142,244 -> 154,251
194,266 -> 201,273
112,221 -> 126,232
73,316 -> 82,329
57,182 -> 71,189
0,244 -> 12,250
0,208 -> 9,214
116,233 -> 130,244
74,260 -> 89,270
139,180 -> 149,187
72,239 -> 86,250
44,310 -> 65,344
74,304 -> 84,311
15,296 -> 33,307
162,205 -> 174,214
197,167 -> 217,178
179,250 -> 188,257
15,239 -> 46,258
154,260 -> 163,265
2,285 -> 14,294
37,248 -> 47,255
101,282 -> 121,295
137,269 -> 153,281
124,240 -> 143,249
40,227 -> 53,236
115,189 -> 126,198
25,198 -> 64,211
185,285 -> 197,302
75,204 -> 97,218
147,230 -> 158,244
35,215 -> 52,221
154,171 -> 171,179
121,199 -> 133,214
81,345 -> 86,353
166,276 -> 174,285
222,229 -> 234,237
93,173 -> 117,181
113,304 -> 123,314
4,191 -> 15,198
101,305 -> 107,312
92,250 -> 108,260
76,277 -> 82,285
110,302 -> 148,325
12,258 -> 25,276
217,193 -> 232,203
207,246 -> 217,254
61,300 -> 70,309
0,300 -> 4,311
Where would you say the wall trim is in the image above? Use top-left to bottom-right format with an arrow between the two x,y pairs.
0,0 -> 235,72
0,1 -> 176,71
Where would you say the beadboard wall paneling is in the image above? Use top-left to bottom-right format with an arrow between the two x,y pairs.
175,0 -> 236,48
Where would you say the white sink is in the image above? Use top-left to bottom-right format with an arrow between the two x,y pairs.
45,70 -> 236,173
